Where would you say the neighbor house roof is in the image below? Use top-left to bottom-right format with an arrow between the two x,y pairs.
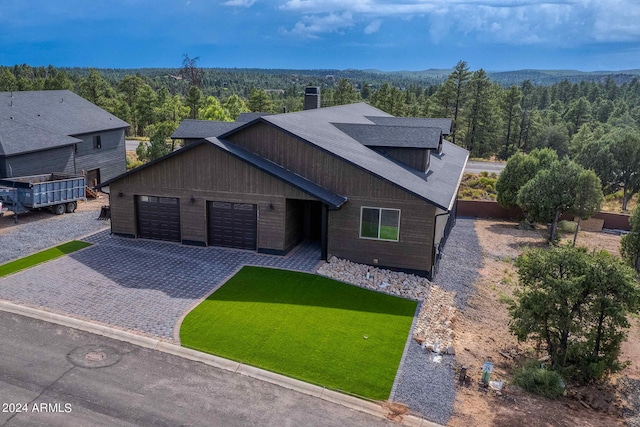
0,90 -> 129,136
223,103 -> 467,211
171,119 -> 244,140
332,123 -> 442,149
0,90 -> 129,157
365,116 -> 452,135
0,118 -> 82,156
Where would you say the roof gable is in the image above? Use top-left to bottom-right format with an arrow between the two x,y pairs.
252,103 -> 467,210
100,137 -> 347,209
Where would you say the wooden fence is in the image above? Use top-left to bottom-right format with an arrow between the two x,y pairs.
457,200 -> 631,231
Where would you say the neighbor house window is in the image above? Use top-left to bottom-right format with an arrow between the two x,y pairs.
94,135 -> 102,149
360,207 -> 400,241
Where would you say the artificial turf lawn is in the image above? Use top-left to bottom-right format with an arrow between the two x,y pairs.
180,266 -> 417,399
0,241 -> 92,277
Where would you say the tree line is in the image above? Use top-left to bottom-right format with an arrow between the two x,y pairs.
2,61 -> 640,175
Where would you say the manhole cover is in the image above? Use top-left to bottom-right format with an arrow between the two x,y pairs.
85,351 -> 106,361
67,345 -> 121,368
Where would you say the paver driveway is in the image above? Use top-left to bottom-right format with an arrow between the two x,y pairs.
0,230 -> 321,340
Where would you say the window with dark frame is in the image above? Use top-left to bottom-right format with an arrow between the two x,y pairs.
93,135 -> 102,149
359,207 -> 400,241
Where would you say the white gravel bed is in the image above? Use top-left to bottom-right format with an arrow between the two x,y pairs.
0,210 -> 108,264
317,256 -> 432,300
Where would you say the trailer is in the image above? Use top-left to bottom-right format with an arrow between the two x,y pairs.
0,173 -> 86,220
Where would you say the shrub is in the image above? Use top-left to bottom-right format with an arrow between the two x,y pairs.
556,220 -> 577,235
513,360 -> 565,399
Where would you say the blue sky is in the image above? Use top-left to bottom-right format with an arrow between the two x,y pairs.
1,0 -> 639,71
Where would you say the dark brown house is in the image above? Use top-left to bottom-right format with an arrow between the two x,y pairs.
101,103 -> 467,278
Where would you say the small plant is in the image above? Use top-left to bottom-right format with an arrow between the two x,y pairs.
498,292 -> 514,305
556,220 -> 577,235
513,360 -> 564,399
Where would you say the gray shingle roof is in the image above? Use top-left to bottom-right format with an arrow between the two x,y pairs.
365,116 -> 452,135
0,90 -> 129,157
0,90 -> 129,136
205,138 -> 347,208
171,119 -> 244,139
0,118 -> 82,156
332,123 -> 441,149
236,112 -> 274,122
255,103 -> 466,210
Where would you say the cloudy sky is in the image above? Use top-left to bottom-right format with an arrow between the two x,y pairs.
0,0 -> 638,71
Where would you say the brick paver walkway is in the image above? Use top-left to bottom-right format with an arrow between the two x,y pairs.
0,230 -> 321,340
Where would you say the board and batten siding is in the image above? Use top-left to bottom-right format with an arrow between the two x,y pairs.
227,123 -> 420,201
0,146 -> 75,178
74,128 -> 127,183
228,122 -> 437,272
108,143 -> 315,251
372,147 -> 430,172
328,198 -> 436,272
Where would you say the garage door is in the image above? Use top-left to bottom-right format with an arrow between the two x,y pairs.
208,201 -> 257,250
136,196 -> 181,242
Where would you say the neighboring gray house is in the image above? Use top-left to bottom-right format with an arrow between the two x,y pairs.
0,90 -> 129,185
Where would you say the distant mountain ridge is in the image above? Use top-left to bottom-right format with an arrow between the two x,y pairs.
53,66 -> 640,88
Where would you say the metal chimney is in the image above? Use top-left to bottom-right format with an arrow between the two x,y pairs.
304,86 -> 321,110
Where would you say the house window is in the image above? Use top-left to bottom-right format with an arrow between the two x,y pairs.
359,207 -> 400,241
94,135 -> 102,149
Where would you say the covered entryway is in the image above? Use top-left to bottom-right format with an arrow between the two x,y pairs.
136,195 -> 181,242
207,201 -> 257,250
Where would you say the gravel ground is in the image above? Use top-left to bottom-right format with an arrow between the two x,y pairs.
435,217 -> 483,310
619,377 -> 640,427
0,210 -> 109,264
392,217 -> 482,424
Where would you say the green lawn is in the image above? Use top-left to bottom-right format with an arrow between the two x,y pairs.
180,266 -> 417,399
0,241 -> 92,277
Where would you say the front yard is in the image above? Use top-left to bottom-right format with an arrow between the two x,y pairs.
180,266 -> 417,400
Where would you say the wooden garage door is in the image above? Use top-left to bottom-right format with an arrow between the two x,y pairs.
136,196 -> 181,242
208,201 -> 257,250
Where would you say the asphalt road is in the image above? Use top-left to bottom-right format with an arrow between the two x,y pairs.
0,311 -> 393,427
125,140 -> 140,151
464,160 -> 506,174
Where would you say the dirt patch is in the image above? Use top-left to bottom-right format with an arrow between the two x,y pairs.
448,219 -> 633,427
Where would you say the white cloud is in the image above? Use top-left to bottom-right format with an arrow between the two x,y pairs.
282,11 -> 354,38
223,0 -> 256,7
364,19 -> 381,34
276,0 -> 640,46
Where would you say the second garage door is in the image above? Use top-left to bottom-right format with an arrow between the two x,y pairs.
136,196 -> 181,242
208,201 -> 257,250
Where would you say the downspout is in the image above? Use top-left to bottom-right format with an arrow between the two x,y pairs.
431,210 -> 450,279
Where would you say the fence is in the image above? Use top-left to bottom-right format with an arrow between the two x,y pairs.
457,200 -> 631,231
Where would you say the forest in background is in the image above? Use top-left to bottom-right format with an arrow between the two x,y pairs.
2,60 -> 640,208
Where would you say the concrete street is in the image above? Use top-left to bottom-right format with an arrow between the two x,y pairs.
0,311 -> 394,427
464,160 -> 506,174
